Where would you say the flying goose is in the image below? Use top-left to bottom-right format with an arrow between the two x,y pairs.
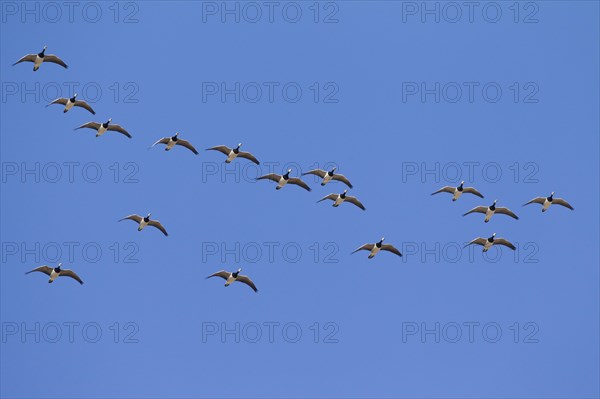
465,233 -> 515,252
119,213 -> 168,236
75,119 -> 132,138
47,94 -> 95,114
13,46 -> 68,71
302,168 -> 353,188
151,133 -> 198,154
256,169 -> 311,191
207,268 -> 258,292
431,181 -> 484,201
523,192 -> 574,212
463,200 -> 519,223
26,263 -> 83,284
207,143 -> 260,164
318,189 -> 365,210
352,237 -> 402,258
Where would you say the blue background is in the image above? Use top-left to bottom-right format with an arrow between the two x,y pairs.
1,1 -> 598,398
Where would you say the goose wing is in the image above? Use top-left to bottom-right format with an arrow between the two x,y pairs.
495,207 -> 519,220
287,178 -> 312,191
553,198 -> 574,210
317,193 -> 338,203
523,197 -> 545,206
256,174 -> 281,183
60,269 -> 84,284
207,270 -> 230,280
75,121 -> 101,131
237,151 -> 260,165
148,220 -> 169,236
13,54 -> 36,65
25,265 -> 52,276
73,100 -> 96,115
463,187 -> 484,198
345,196 -> 366,210
176,139 -> 199,154
463,206 -> 488,216
494,238 -> 516,250
352,243 -> 374,254
381,244 -> 402,257
236,275 -> 258,292
206,145 -> 232,156
331,174 -> 353,188
44,54 -> 68,69
47,97 -> 68,107
107,124 -> 132,138
301,169 -> 327,178
431,186 -> 455,195
465,238 -> 486,247
151,137 -> 170,148
119,214 -> 143,223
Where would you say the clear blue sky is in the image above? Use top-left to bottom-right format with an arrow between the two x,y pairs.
1,1 -> 598,398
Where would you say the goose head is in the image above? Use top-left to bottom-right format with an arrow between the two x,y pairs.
237,268 -> 242,273
237,143 -> 242,148
146,213 -> 152,219
107,118 -> 112,124
40,46 -> 47,54
379,237 -> 385,243
459,180 -> 465,186
492,232 -> 497,238
331,167 -> 337,172
550,192 -> 555,198
73,93 -> 78,98
56,262 -> 62,271
174,132 -> 179,137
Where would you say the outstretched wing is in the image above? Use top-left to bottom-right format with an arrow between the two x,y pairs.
60,269 -> 84,285
463,187 -> 484,198
148,220 -> 168,236
44,54 -> 68,69
151,137 -> 170,148
237,151 -> 260,165
553,198 -> 574,210
317,193 -> 338,203
176,139 -> 199,155
25,265 -> 52,276
13,54 -> 36,65
119,214 -> 143,223
345,196 -> 366,210
464,238 -> 486,247
331,174 -> 353,188
352,243 -> 374,254
463,206 -> 487,216
236,275 -> 258,292
256,174 -> 281,183
523,197 -> 545,206
75,121 -> 101,131
47,97 -> 68,107
207,270 -> 230,280
107,124 -> 132,138
381,244 -> 402,257
287,178 -> 311,191
73,100 -> 96,115
431,186 -> 455,196
495,207 -> 519,220
301,169 -> 327,179
206,145 -> 231,156
494,238 -> 516,250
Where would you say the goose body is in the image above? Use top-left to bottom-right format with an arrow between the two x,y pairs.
75,118 -> 132,138
256,169 -> 311,191
119,213 -> 168,236
206,143 -> 260,164
207,268 -> 258,292
463,200 -> 519,223
151,133 -> 198,154
13,46 -> 68,71
26,263 -> 84,284
523,192 -> 574,212
465,233 -> 516,252
47,94 -> 95,114
431,181 -> 484,201
317,189 -> 366,210
352,238 -> 402,259
302,168 -> 353,188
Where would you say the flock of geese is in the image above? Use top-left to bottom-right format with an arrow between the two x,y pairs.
15,46 -> 575,293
